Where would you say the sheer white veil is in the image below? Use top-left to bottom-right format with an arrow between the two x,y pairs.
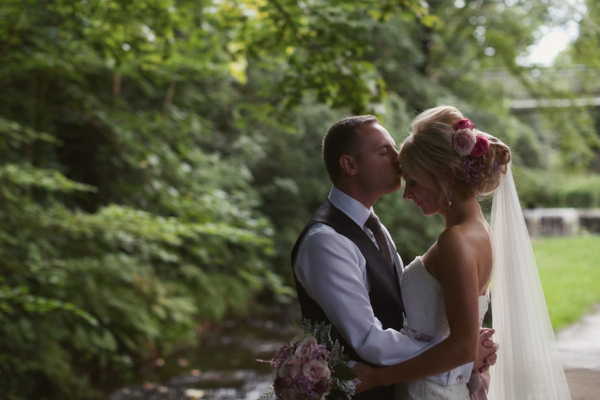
489,163 -> 571,399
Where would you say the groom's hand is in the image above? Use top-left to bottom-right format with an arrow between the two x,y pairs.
474,328 -> 498,373
351,362 -> 381,394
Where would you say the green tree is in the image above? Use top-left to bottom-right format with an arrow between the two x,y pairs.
0,1 -> 277,397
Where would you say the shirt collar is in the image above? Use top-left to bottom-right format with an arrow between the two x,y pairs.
328,186 -> 372,228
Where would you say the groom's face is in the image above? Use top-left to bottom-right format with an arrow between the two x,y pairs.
354,123 -> 402,196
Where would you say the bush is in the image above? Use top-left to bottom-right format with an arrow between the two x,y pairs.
514,167 -> 600,209
0,122 -> 277,398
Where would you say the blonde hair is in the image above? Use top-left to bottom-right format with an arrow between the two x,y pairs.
399,106 -> 511,204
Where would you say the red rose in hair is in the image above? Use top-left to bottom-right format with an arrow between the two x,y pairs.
455,118 -> 475,131
471,135 -> 490,157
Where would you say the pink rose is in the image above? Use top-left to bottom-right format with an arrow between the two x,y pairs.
471,135 -> 490,157
278,357 -> 301,379
455,118 -> 475,130
453,129 -> 476,156
294,337 -> 318,359
302,359 -> 331,382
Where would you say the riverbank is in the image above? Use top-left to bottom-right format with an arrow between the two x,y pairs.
109,302 -> 600,400
109,303 -> 300,400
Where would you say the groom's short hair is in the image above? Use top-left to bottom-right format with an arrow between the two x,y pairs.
323,115 -> 378,183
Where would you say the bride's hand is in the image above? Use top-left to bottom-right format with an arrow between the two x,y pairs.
475,328 -> 498,372
350,362 -> 382,394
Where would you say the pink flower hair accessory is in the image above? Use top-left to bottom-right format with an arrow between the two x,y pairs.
455,118 -> 475,131
471,135 -> 490,157
450,117 -> 497,187
453,117 -> 490,157
453,128 -> 476,156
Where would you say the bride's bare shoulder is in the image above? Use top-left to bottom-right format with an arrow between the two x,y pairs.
438,225 -> 469,246
440,221 -> 490,247
436,225 -> 479,265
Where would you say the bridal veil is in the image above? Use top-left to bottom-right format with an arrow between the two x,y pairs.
489,163 -> 571,399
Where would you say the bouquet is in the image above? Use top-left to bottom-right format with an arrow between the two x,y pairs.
258,319 -> 356,400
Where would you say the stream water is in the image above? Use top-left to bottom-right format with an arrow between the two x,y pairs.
109,303 -> 302,400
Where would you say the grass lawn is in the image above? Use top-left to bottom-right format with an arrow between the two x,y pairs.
533,235 -> 600,331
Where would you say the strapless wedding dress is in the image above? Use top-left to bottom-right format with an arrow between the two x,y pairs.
395,256 -> 489,400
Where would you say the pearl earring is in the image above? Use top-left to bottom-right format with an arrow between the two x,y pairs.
448,189 -> 453,207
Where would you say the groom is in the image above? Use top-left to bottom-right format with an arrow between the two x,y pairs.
291,116 -> 496,399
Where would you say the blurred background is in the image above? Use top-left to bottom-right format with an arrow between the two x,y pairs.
1,0 -> 599,399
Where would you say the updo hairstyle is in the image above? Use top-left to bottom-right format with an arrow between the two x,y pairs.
399,106 -> 511,204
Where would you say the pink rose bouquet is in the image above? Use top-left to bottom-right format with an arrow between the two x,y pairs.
259,320 -> 356,400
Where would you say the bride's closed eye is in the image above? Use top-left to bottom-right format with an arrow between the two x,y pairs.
404,177 -> 417,187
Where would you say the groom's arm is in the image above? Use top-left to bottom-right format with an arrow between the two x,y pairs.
295,225 -> 471,385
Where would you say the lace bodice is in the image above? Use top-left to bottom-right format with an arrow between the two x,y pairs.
400,256 -> 489,341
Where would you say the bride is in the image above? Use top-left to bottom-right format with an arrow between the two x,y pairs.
352,106 -> 572,399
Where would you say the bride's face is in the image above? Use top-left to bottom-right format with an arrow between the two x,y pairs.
402,175 -> 442,216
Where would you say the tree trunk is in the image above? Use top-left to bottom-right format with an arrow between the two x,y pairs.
113,72 -> 121,98
163,80 -> 177,118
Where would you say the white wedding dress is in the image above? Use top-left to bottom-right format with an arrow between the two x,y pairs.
395,256 -> 489,400
391,164 -> 571,399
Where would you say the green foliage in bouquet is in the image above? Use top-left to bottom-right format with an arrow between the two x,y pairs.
300,319 -> 357,386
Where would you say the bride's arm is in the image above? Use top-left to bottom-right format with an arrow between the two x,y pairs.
357,228 -> 483,388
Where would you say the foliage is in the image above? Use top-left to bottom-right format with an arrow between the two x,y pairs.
514,166 -> 600,208
0,1 -> 277,397
225,0 -> 433,113
0,120 -> 275,398
571,0 -> 600,71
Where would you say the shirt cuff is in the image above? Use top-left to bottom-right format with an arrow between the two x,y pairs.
426,362 -> 473,385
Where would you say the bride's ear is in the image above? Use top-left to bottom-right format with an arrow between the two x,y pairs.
340,154 -> 359,176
